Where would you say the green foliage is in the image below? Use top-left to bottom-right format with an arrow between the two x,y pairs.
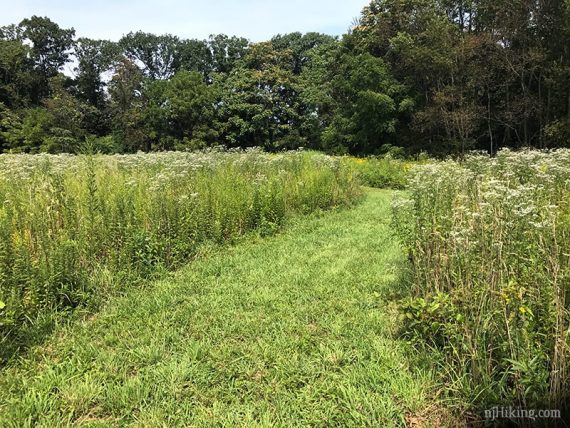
1,6 -> 570,156
322,53 -> 407,155
82,135 -> 119,154
216,42 -> 304,150
0,39 -> 32,107
0,190 -> 446,427
127,70 -> 217,150
164,71 -> 216,143
16,16 -> 75,103
108,58 -> 146,152
350,0 -> 570,153
0,103 -> 22,151
74,38 -> 119,108
208,34 -> 249,74
18,16 -> 75,78
545,118 -> 570,147
393,149 -> 570,412
119,31 -> 180,80
270,32 -> 337,74
0,150 -> 360,360
402,292 -> 463,349
18,107 -> 54,152
344,156 -> 417,189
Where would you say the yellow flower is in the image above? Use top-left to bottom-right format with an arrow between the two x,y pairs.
11,231 -> 21,246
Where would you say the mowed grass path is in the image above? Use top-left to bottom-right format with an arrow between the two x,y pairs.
0,190 -> 435,427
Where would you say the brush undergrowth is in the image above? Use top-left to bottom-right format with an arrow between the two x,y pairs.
393,149 -> 570,419
344,156 -> 427,189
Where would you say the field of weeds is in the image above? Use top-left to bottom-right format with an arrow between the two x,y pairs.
0,149 -> 360,359
394,149 -> 570,415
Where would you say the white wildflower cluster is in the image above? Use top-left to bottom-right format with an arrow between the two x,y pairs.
397,148 -> 570,412
398,148 -> 570,289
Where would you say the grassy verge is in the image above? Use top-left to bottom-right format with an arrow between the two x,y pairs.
0,190 -> 443,427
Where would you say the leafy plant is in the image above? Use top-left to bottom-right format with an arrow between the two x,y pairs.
393,149 -> 570,412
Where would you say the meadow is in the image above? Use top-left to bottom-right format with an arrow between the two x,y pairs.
0,150 -> 360,361
0,149 -> 568,425
2,0 -> 570,424
0,189 -> 445,427
394,149 -> 570,415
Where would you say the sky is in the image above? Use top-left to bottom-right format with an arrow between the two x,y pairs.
0,0 -> 370,42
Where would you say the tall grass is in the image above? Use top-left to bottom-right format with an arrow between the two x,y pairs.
0,149 -> 360,359
344,156 -> 427,189
393,149 -> 570,414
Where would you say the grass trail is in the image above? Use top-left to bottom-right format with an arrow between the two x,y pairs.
0,190 -> 436,427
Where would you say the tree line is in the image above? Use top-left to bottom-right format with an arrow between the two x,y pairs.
1,0 -> 569,156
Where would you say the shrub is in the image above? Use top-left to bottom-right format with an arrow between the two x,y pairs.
344,156 -> 417,189
393,149 -> 570,412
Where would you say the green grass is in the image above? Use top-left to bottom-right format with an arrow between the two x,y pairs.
0,190 -> 438,427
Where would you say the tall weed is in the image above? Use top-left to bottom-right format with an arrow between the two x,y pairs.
0,149 -> 360,360
394,149 -> 570,414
